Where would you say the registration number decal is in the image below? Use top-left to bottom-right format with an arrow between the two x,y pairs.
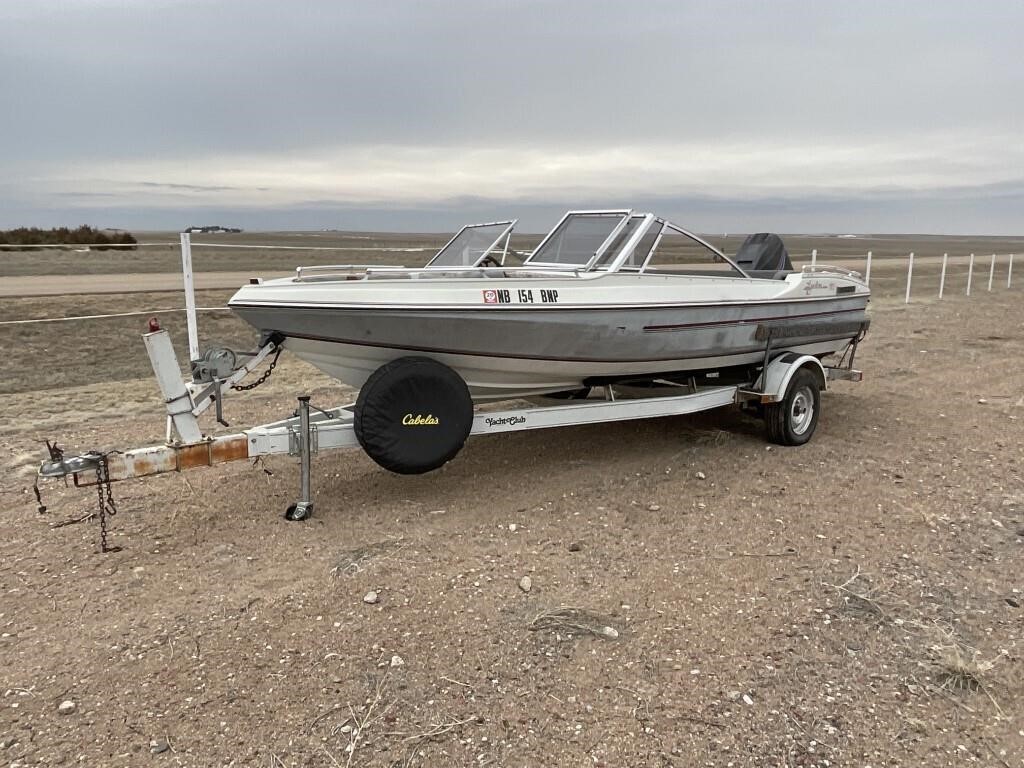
482,288 -> 559,304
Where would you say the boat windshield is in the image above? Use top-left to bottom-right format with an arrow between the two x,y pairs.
593,215 -> 648,269
525,212 -> 629,267
427,221 -> 514,267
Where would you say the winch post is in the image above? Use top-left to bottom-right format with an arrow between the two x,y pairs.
286,396 -> 314,521
144,329 -> 203,443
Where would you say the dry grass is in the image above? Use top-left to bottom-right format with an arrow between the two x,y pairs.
306,662 -> 480,768
528,607 -> 620,639
823,566 -> 1010,717
925,625 -> 1006,709
823,566 -> 898,620
390,715 -> 479,768
332,537 -> 410,577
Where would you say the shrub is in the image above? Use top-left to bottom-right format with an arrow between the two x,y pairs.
0,225 -> 137,251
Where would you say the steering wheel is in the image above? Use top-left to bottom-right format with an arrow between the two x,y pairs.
478,255 -> 502,268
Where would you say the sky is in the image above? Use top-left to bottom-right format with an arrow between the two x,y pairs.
2,0 -> 1023,234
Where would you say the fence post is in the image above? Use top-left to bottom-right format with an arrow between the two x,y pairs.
966,253 -> 974,296
988,253 -> 995,291
865,251 -> 872,285
938,252 -> 947,299
905,252 -> 914,303
1009,254 -> 1014,288
811,248 -> 817,267
179,232 -> 200,362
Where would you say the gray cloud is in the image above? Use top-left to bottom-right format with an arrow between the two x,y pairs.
2,1 -> 1022,233
135,182 -> 256,192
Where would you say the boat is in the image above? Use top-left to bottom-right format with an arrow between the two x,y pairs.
228,210 -> 870,402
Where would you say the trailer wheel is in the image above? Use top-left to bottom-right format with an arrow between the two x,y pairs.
765,367 -> 820,446
355,357 -> 473,474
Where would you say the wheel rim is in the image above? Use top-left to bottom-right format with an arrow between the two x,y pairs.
789,386 -> 815,436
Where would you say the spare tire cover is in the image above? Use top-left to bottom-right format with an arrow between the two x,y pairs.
354,357 -> 473,474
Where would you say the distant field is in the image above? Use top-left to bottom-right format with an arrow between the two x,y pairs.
0,231 -> 449,277
1,229 -> 1022,277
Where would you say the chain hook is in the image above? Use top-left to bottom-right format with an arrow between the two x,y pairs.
94,454 -> 122,554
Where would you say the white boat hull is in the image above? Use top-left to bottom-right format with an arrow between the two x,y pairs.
230,255 -> 870,402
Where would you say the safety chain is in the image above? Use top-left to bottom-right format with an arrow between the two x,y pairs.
94,454 -> 121,554
231,347 -> 282,391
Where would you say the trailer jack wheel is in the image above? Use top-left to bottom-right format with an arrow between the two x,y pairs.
286,396 -> 316,521
285,501 -> 313,521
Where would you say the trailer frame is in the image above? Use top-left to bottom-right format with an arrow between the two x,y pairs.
40,325 -> 863,523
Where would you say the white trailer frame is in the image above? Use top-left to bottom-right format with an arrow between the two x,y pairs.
40,324 -> 863,522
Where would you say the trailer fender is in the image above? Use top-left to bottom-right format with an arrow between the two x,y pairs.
758,354 -> 826,404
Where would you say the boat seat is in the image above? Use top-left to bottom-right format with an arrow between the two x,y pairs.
734,233 -> 792,277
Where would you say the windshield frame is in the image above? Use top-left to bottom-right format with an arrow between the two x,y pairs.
522,210 -> 634,269
595,213 -> 660,272
426,220 -> 516,268
638,222 -> 748,277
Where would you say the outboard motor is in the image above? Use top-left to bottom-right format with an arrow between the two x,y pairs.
734,233 -> 793,275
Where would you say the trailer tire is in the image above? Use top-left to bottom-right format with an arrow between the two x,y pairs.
765,367 -> 820,446
354,357 -> 473,474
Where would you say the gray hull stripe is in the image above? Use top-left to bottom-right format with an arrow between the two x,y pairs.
643,306 -> 865,332
279,330 -> 861,365
229,294 -> 867,312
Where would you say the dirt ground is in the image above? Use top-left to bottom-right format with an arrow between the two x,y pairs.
1,239 -> 1022,767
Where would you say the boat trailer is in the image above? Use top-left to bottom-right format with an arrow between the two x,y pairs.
38,320 -> 864,549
